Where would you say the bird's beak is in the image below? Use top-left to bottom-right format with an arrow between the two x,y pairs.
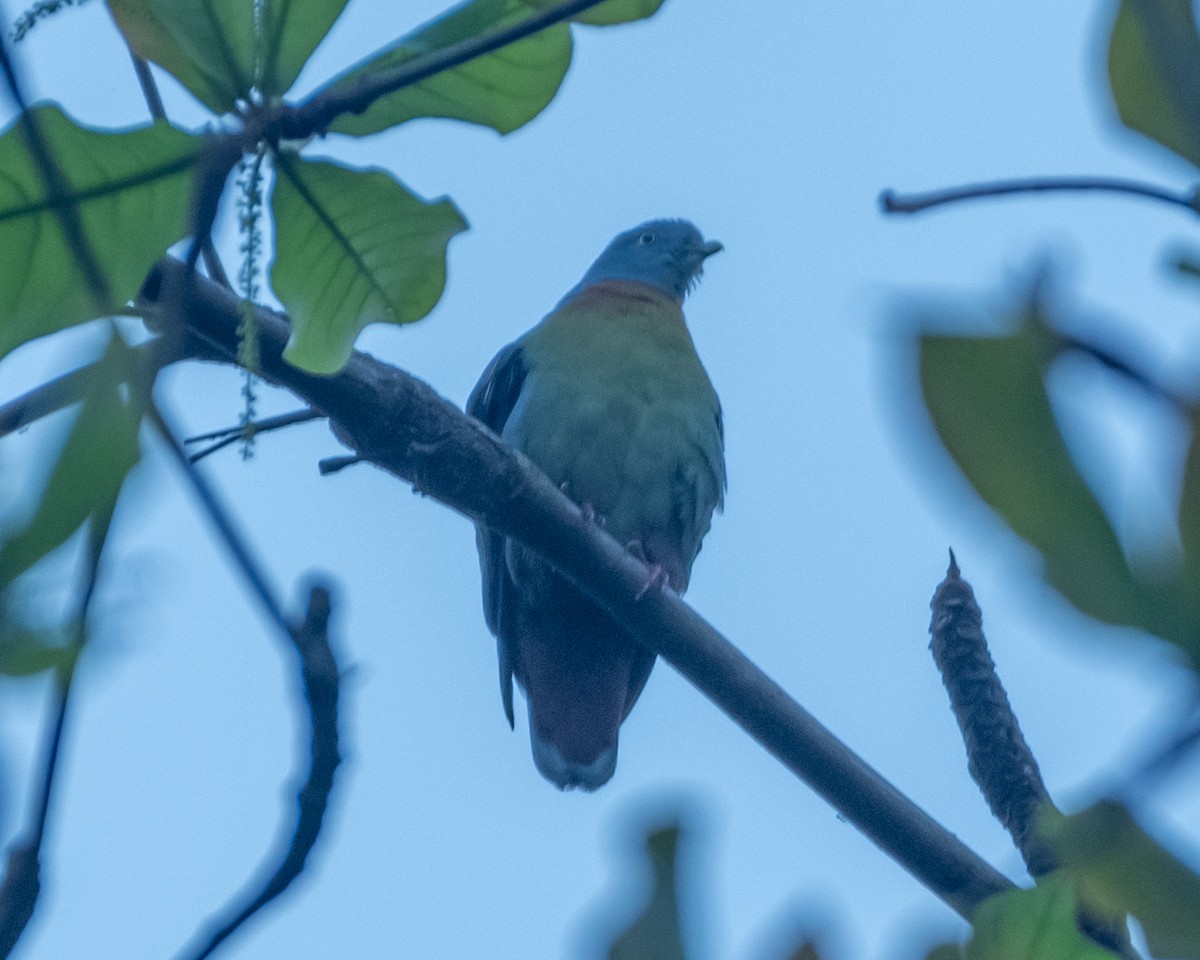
699,239 -> 724,259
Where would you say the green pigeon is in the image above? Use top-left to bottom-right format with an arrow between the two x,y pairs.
468,220 -> 725,790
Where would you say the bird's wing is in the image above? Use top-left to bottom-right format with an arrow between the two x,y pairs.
466,340 -> 529,728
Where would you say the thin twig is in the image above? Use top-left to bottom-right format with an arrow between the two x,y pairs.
185,408 -> 322,444
124,42 -> 234,291
281,0 -> 612,137
0,503 -> 113,958
0,31 -> 109,305
142,258 -> 1016,920
176,584 -> 343,960
1059,332 -> 1194,411
129,51 -> 165,120
880,177 -> 1200,217
0,333 -> 221,441
185,408 -> 324,463
147,403 -> 293,640
317,455 -> 360,475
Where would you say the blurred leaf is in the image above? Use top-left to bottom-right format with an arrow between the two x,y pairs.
0,628 -> 78,677
524,0 -> 665,25
1108,0 -> 1200,168
261,0 -> 351,97
0,335 -> 142,583
925,945 -> 964,960
106,0 -> 256,113
1174,253 -> 1200,282
782,939 -> 823,960
0,106 -> 197,359
1044,801 -> 1200,960
321,0 -> 573,137
271,156 -> 467,373
966,876 -> 1119,960
606,823 -> 687,960
917,297 -> 1196,649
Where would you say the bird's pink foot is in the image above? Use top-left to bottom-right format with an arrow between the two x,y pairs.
627,540 -> 669,599
580,502 -> 596,524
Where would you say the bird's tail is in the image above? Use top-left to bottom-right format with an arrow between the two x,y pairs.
515,598 -> 654,791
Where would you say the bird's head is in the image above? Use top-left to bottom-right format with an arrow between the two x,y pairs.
575,219 -> 723,302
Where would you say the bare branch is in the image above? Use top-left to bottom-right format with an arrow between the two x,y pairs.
148,404 -> 294,639
0,500 -> 112,957
185,408 -> 323,463
0,333 -> 222,441
880,177 -> 1200,217
176,584 -> 343,960
141,257 -> 1015,920
0,31 -> 109,305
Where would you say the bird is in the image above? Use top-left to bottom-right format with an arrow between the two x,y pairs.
467,219 -> 726,791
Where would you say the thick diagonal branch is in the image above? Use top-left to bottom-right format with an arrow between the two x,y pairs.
140,257 -> 1014,920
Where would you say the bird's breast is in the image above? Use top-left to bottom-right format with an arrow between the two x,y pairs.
504,291 -> 722,547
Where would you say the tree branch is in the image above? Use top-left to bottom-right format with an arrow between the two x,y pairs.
140,257 -> 1015,921
0,331 -> 223,442
0,499 -> 112,958
148,410 -> 345,958
176,584 -> 343,960
0,31 -> 109,306
880,177 -> 1200,217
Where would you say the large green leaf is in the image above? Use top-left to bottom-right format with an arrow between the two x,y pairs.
0,106 -> 198,359
1044,802 -> 1200,960
966,877 -> 1119,960
524,0 -> 665,25
106,0 -> 256,114
917,299 -> 1197,650
605,823 -> 688,960
108,0 -> 349,107
261,0 -> 352,97
1108,0 -> 1200,168
0,335 -> 142,584
320,0 -> 573,137
271,157 -> 467,373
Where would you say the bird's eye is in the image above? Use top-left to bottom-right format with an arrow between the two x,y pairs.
637,232 -> 655,245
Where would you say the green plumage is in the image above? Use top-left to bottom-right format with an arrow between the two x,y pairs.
469,220 -> 724,790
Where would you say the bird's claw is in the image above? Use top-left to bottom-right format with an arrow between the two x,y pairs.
626,540 -> 668,599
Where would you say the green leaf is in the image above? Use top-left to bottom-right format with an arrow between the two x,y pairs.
1044,802 -> 1200,960
0,335 -> 142,584
966,876 -> 1120,960
917,298 -> 1196,648
524,0 -> 665,25
271,157 -> 467,373
606,823 -> 687,960
0,627 -> 78,677
261,0 -> 351,97
320,0 -> 573,137
1108,0 -> 1200,168
0,106 -> 198,359
106,0 -> 256,113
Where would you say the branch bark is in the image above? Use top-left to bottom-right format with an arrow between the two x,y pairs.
140,257 -> 1015,920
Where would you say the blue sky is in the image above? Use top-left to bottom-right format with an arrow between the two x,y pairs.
2,1 -> 1200,958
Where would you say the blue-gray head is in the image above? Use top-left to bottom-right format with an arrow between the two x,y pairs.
572,219 -> 722,303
